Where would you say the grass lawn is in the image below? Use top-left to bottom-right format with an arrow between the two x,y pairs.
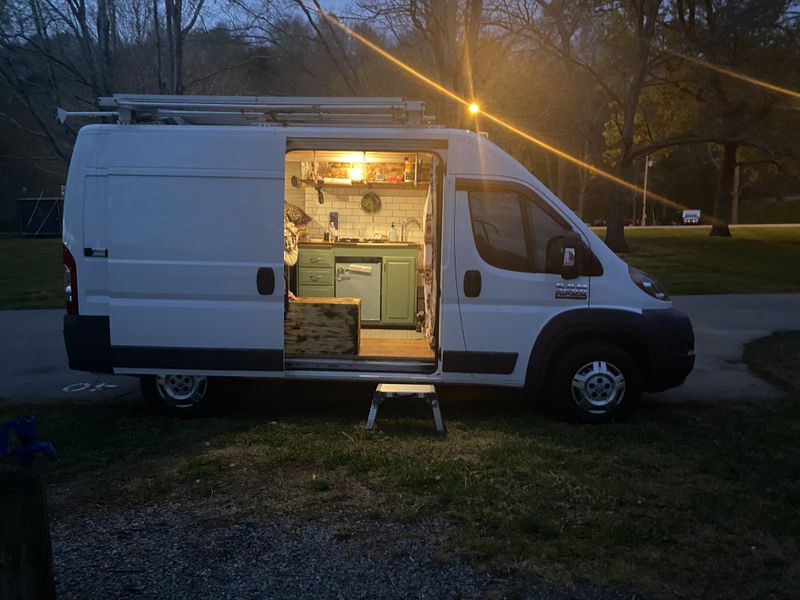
0,227 -> 797,308
619,226 -> 800,295
0,237 -> 62,309
4,356 -> 800,598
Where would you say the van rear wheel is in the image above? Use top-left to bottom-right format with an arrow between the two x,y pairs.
140,375 -> 221,417
550,342 -> 641,424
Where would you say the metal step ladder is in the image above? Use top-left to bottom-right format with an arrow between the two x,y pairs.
365,383 -> 445,436
57,94 -> 434,127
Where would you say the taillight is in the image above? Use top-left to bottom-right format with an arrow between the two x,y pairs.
63,244 -> 78,315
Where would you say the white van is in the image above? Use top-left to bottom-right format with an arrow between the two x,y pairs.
61,95 -> 694,423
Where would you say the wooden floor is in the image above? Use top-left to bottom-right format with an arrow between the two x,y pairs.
358,337 -> 435,360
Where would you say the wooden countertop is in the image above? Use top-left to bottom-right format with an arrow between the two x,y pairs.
299,241 -> 420,249
290,297 -> 361,305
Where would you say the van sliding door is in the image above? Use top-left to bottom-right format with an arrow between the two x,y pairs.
106,127 -> 286,375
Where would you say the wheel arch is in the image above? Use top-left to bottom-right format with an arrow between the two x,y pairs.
526,308 -> 655,390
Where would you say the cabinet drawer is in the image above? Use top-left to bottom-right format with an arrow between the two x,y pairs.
299,268 -> 334,286
297,284 -> 334,298
299,249 -> 334,268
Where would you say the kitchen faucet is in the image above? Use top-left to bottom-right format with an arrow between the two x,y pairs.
401,217 -> 421,242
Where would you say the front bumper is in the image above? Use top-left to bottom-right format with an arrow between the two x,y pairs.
642,308 -> 695,392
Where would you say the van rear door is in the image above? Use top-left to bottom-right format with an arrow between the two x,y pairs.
106,127 -> 285,375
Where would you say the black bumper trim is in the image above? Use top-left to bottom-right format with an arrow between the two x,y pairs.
64,315 -> 284,373
442,351 -> 518,374
64,315 -> 113,373
112,346 -> 283,371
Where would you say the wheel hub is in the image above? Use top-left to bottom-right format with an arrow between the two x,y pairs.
155,375 -> 207,407
570,361 -> 626,414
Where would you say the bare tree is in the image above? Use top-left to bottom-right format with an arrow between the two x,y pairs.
357,0 -> 485,125
163,0 -> 204,94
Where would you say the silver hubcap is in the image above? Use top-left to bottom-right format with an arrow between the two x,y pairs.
570,361 -> 626,414
155,375 -> 207,408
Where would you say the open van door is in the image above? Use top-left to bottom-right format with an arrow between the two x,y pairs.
105,128 -> 286,375
452,177 -> 591,384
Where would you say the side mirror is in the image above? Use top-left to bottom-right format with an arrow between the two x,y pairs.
560,232 -> 582,280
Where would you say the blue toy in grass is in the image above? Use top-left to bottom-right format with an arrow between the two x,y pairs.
0,416 -> 55,466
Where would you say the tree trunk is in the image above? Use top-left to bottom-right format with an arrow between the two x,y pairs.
174,21 -> 184,95
603,0 -> 660,253
710,142 -> 737,237
153,0 -> 165,93
731,163 -> 740,225
605,193 -> 630,252
165,0 -> 174,92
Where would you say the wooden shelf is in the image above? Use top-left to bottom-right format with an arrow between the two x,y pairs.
294,177 -> 429,190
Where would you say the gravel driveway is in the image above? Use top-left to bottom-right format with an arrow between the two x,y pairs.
51,498 -> 634,599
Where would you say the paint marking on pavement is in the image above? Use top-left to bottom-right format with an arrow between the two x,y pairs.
62,382 -> 120,393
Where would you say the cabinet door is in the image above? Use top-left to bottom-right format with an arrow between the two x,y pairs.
381,257 -> 416,325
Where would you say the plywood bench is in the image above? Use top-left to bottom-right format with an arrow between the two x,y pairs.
285,297 -> 361,356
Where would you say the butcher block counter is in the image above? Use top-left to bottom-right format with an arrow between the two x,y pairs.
285,297 -> 361,356
298,241 -> 419,249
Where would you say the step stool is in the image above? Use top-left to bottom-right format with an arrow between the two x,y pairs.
365,384 -> 445,436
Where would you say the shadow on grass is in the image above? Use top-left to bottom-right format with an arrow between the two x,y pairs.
231,379 -> 540,422
1,378 -> 766,485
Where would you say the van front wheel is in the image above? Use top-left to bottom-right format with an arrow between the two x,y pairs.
550,343 -> 642,424
140,375 -> 220,417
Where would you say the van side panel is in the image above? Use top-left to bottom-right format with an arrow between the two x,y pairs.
103,127 -> 286,373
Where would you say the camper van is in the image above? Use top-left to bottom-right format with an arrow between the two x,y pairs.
61,95 -> 694,424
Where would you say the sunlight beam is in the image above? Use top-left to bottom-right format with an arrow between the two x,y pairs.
662,48 -> 800,102
318,9 -> 696,217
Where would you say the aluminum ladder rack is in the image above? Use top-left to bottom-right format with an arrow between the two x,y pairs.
91,94 -> 433,127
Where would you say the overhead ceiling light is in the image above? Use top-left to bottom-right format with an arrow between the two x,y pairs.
348,165 -> 364,182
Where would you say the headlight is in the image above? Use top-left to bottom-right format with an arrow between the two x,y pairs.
629,267 -> 669,301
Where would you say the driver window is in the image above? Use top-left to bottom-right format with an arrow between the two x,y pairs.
467,186 -> 571,274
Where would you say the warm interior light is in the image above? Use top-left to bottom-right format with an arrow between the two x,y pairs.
469,103 -> 480,115
339,152 -> 365,163
348,165 -> 364,181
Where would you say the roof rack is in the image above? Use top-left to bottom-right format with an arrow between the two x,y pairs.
86,94 -> 434,127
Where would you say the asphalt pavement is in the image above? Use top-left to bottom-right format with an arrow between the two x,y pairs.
1,294 -> 798,405
0,309 -> 138,404
646,293 -> 800,403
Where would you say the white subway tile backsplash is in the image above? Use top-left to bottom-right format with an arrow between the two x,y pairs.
293,184 -> 428,242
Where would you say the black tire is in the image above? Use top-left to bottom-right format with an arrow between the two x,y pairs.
140,375 -> 223,418
550,342 -> 642,424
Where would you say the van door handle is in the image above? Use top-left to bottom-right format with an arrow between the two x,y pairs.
256,267 -> 275,295
464,270 -> 482,297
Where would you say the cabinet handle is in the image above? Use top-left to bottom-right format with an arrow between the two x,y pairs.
310,257 -> 320,262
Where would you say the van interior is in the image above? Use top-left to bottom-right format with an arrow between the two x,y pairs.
283,149 -> 441,371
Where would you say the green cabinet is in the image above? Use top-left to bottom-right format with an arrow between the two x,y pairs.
381,257 -> 416,326
297,244 -> 417,327
297,247 -> 334,298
